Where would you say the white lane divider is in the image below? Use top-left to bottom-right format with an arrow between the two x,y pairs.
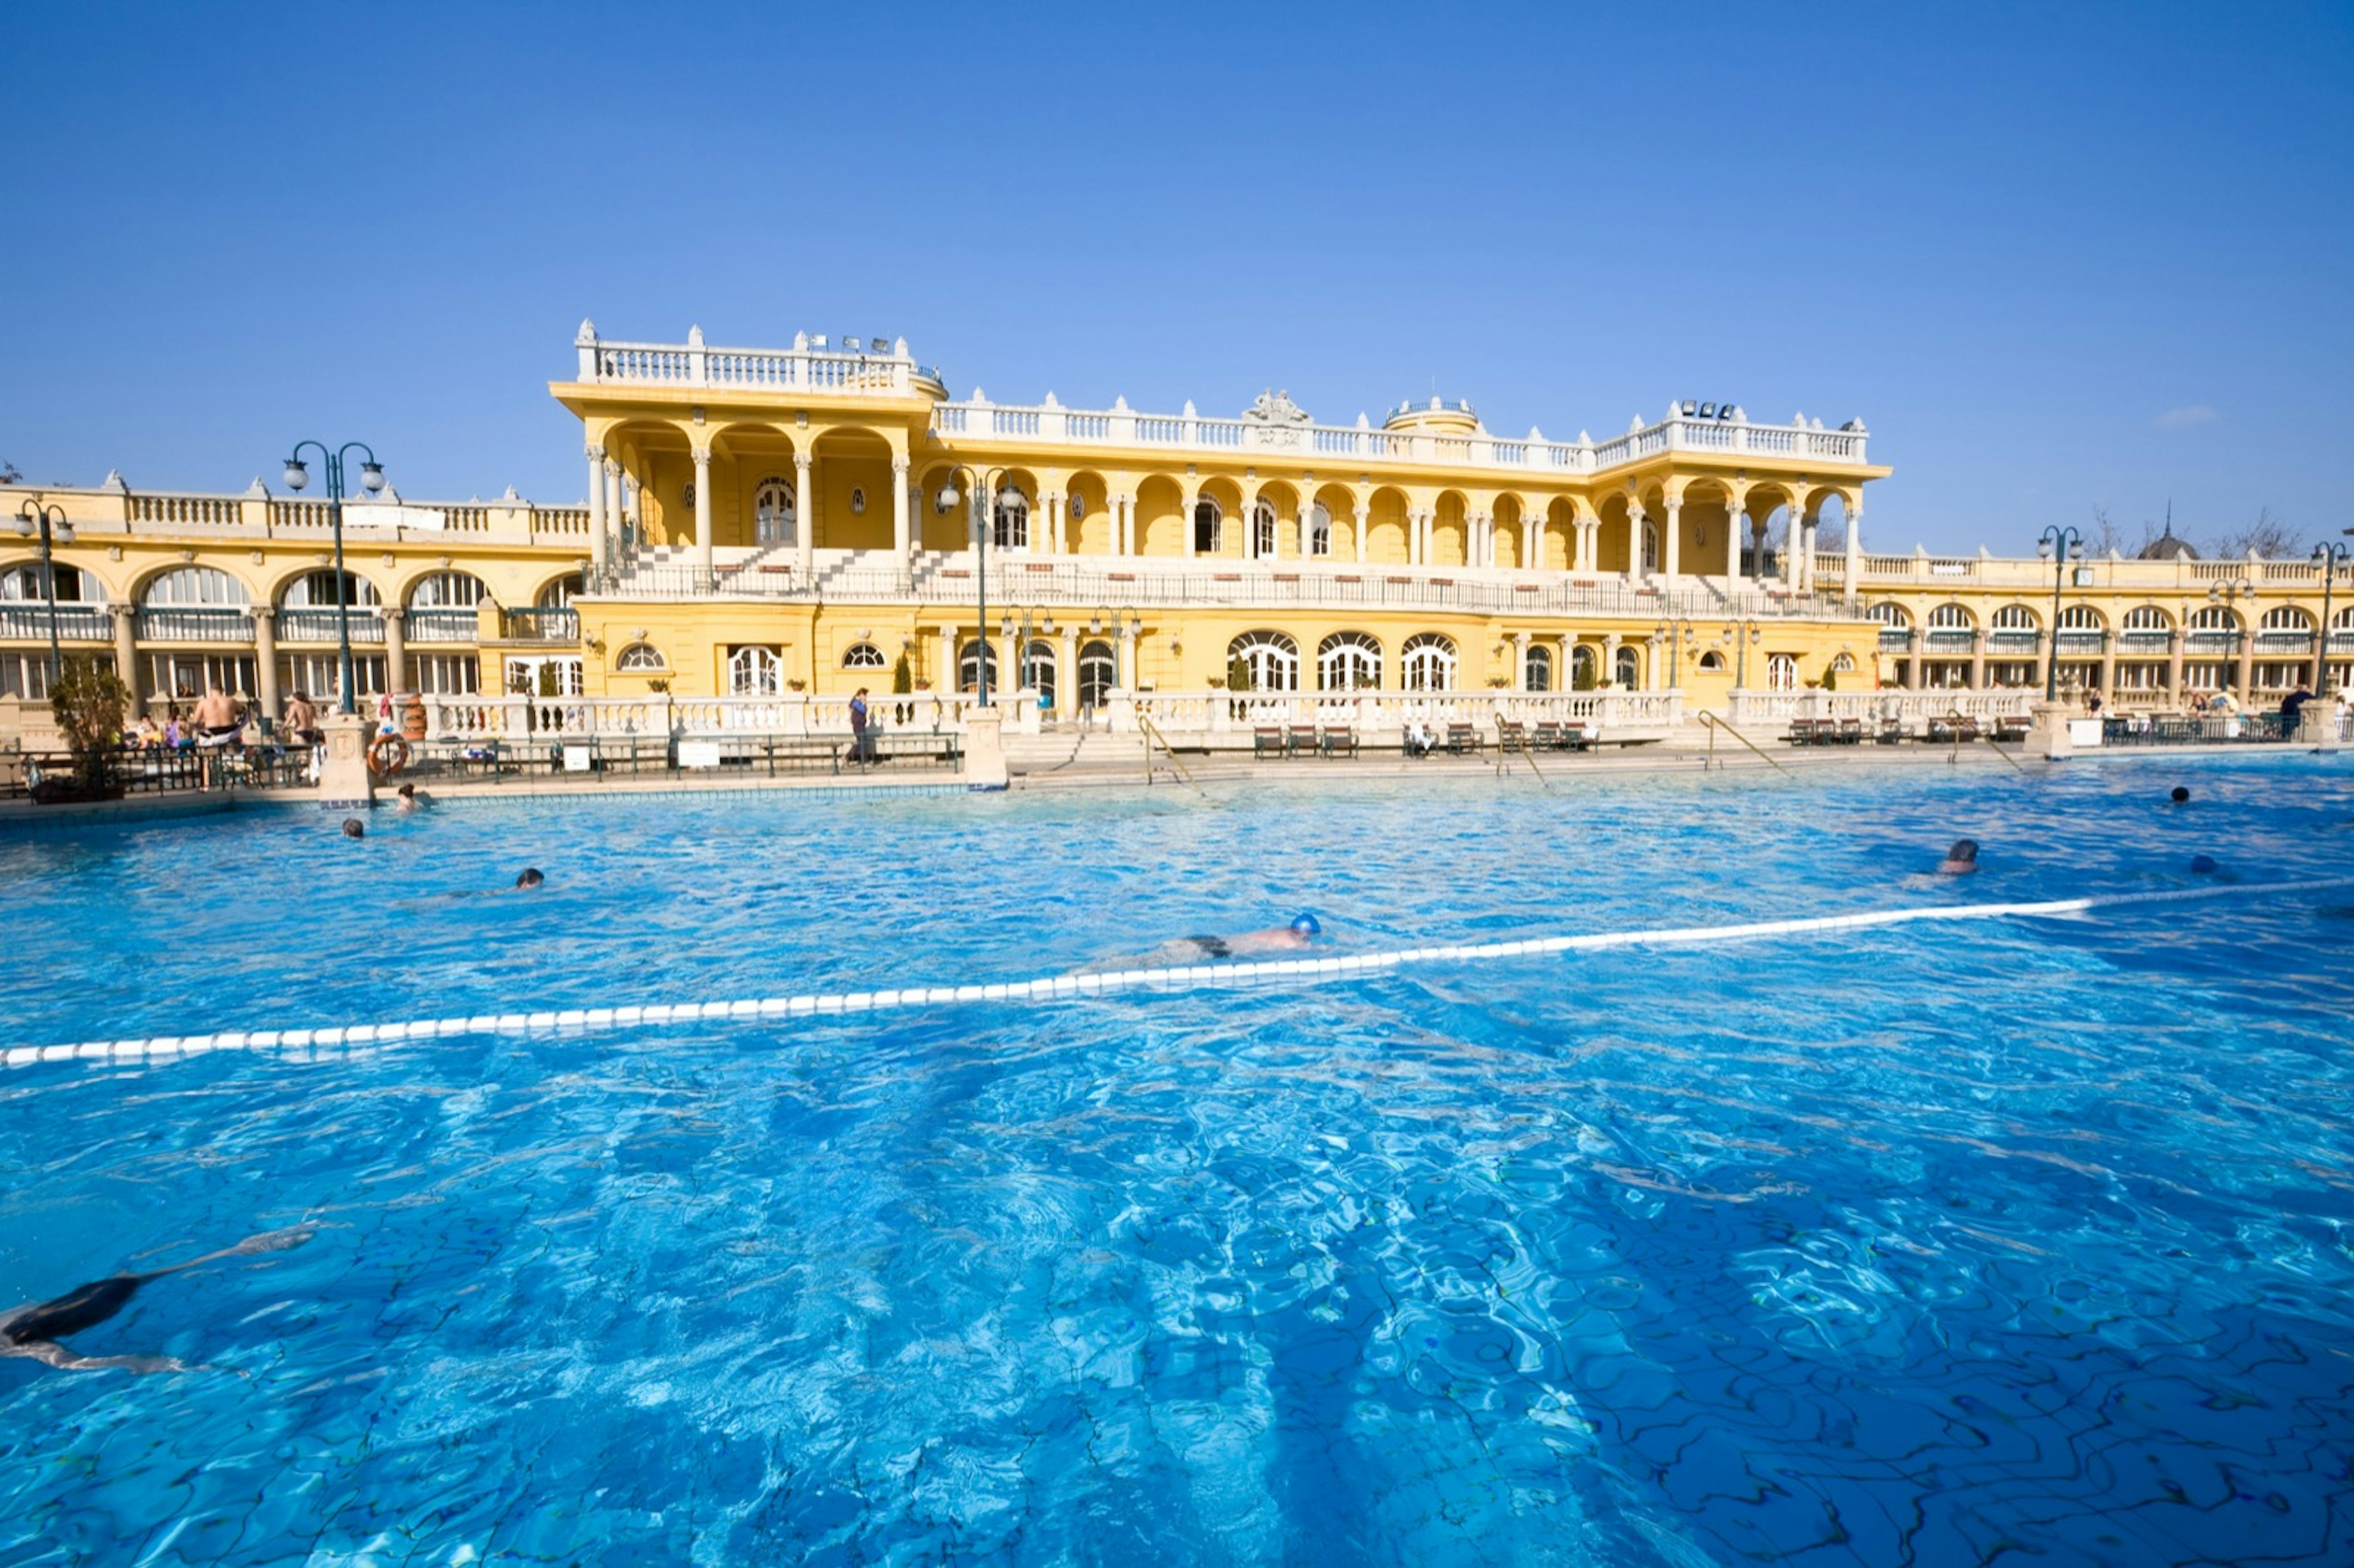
11,877 -> 2352,1070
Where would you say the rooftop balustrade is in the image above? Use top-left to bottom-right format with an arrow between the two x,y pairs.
2,479 -> 589,546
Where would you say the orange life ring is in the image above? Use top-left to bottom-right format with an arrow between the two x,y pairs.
367,734 -> 411,777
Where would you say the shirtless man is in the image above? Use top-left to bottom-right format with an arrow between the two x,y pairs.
1,1226 -> 313,1373
1102,913 -> 1324,970
284,691 -> 321,746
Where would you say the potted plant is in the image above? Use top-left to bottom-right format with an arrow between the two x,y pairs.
38,656 -> 130,804
787,678 -> 807,693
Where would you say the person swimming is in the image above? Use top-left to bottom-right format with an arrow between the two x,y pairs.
1088,913 -> 1323,971
514,868 -> 545,889
341,818 -> 366,840
0,1226 -> 313,1373
1937,839 -> 1980,875
2190,854 -> 2220,875
2171,786 -> 2191,804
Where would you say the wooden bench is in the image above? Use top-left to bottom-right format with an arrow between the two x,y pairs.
1319,726 -> 1358,758
1443,722 -> 1482,756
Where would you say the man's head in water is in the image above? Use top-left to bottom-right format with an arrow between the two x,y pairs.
2191,854 -> 2220,875
1937,839 -> 1979,875
515,868 -> 544,889
1289,912 -> 1322,938
2171,786 -> 2191,804
341,818 -> 365,840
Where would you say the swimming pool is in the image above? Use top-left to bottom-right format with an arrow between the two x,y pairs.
3,757 -> 2351,1565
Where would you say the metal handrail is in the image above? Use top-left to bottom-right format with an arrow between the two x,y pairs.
1696,711 -> 1792,777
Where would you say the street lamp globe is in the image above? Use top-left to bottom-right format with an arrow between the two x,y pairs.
283,459 -> 310,492
360,462 -> 387,495
935,484 -> 961,512
995,485 -> 1024,512
2036,537 -> 2054,561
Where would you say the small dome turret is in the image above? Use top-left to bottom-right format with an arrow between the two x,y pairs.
1382,395 -> 1480,435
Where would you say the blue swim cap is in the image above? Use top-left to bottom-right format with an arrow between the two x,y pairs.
1290,911 -> 1322,937
2190,854 -> 2219,875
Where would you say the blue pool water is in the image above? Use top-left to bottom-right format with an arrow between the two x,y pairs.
2,757 -> 2352,1565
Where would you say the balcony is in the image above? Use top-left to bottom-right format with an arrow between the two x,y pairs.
2255,632 -> 2316,655
498,607 -> 579,643
1876,629 -> 1914,653
134,607 -> 253,644
1922,630 -> 1975,653
2055,632 -> 2107,656
276,607 -> 384,643
0,604 -> 110,641
1986,631 -> 2040,654
405,607 -> 482,644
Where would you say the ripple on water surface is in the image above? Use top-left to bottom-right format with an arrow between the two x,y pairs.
1,758 -> 2352,1565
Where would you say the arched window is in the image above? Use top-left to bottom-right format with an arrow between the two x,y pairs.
957,637 -> 999,695
1249,502 -> 1278,559
1318,631 -> 1381,691
1640,519 -> 1660,574
2059,606 -> 2106,631
1613,645 -> 1640,688
538,573 -> 584,610
1868,603 -> 1911,627
2124,606 -> 2171,631
1697,650 -> 1726,672
1830,652 -> 1857,674
1078,639 -> 1116,709
141,566 -> 249,606
1767,652 -> 1799,691
1572,644 -> 1599,690
2261,606 -> 2314,631
281,569 -> 381,607
841,642 -> 887,670
755,477 -> 796,546
615,642 -> 666,672
408,571 -> 487,607
727,644 -> 781,695
993,488 -> 1030,550
1523,644 -> 1554,691
2189,606 -> 2240,631
1928,604 -> 1973,630
1193,499 -> 1222,555
1992,605 -> 2038,630
1227,630 -> 1300,692
1023,639 -> 1056,709
1401,633 -> 1458,691
1,561 -> 97,602
1307,504 -> 1332,558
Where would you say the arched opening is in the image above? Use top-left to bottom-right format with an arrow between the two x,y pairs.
1401,633 -> 1457,691
1612,645 -> 1639,689
994,486 -> 1031,551
1318,631 -> 1381,691
1023,639 -> 1056,709
615,642 -> 666,672
1079,639 -> 1117,709
1696,650 -> 1726,672
1249,501 -> 1278,560
1192,498 -> 1222,556
280,569 -> 381,609
957,637 -> 1000,695
141,566 -> 249,607
1767,652 -> 1799,692
1227,630 -> 1300,692
1523,644 -> 1553,691
1306,503 -> 1333,559
728,644 -> 782,696
754,476 -> 798,547
1571,644 -> 1598,690
1,561 -> 99,602
840,642 -> 887,671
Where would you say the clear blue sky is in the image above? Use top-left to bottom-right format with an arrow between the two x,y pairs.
4,2 -> 2348,556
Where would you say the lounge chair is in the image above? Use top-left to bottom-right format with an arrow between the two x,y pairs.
1496,720 -> 1527,753
1319,725 -> 1358,758
1252,726 -> 1286,760
1284,726 -> 1312,759
1444,721 -> 1480,756
1531,721 -> 1564,752
1875,717 -> 1904,745
1835,718 -> 1864,745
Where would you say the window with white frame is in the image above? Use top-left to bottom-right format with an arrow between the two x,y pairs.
1613,645 -> 1640,688
1193,500 -> 1222,555
411,653 -> 479,695
1523,644 -> 1553,691
2124,606 -> 2171,631
728,644 -> 782,696
1078,639 -> 1117,708
1992,605 -> 2038,630
1307,504 -> 1332,558
1767,652 -> 1799,691
840,642 -> 887,670
1928,604 -> 1973,630
1400,632 -> 1458,691
538,574 -> 584,609
755,478 -> 796,546
1227,630 -> 1300,692
409,571 -> 487,607
1318,631 -> 1381,691
281,569 -> 379,608
615,642 -> 666,672
994,489 -> 1030,550
141,566 -> 249,606
958,637 -> 999,694
1249,503 -> 1278,559
2,562 -> 97,601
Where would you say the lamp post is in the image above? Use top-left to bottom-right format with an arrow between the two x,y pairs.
11,499 -> 75,691
1653,617 -> 1694,688
1720,618 -> 1762,688
934,465 -> 1021,705
281,441 -> 386,715
2036,525 -> 2082,702
2314,538 -> 2350,695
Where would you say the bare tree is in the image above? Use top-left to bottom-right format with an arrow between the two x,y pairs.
2089,506 -> 2125,556
2209,506 -> 2307,560
0,460 -> 20,484
1814,514 -> 1846,552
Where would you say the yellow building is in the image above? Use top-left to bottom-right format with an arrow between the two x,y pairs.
3,322 -> 2345,744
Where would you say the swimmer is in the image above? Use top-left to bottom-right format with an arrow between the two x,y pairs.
1936,839 -> 1979,875
2171,786 -> 2191,804
2190,854 -> 2219,875
1,1226 -> 313,1373
341,817 -> 366,840
394,783 -> 429,814
514,868 -> 544,889
1088,912 -> 1322,971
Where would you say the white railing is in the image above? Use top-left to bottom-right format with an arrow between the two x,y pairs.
922,400 -> 1871,475
1723,690 -> 2034,728
574,327 -> 941,397
1133,689 -> 1682,736
612,550 -> 1845,620
0,604 -> 111,641
1824,553 -> 2352,595
411,691 -> 982,743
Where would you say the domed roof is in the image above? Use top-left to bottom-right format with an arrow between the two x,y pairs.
2138,528 -> 2198,561
1382,396 -> 1480,435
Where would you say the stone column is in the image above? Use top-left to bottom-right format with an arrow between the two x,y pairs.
1787,514 -> 1808,589
1116,625 -> 1135,689
693,447 -> 715,585
794,453 -> 814,578
1629,508 -> 1650,581
383,606 -> 408,696
1045,493 -> 1063,557
2234,626 -> 2256,707
1120,495 -> 1136,557
585,444 -> 609,579
1512,631 -> 1530,691
1603,633 -> 1624,688
1183,491 -> 1202,558
2167,633 -> 2185,709
1968,629 -> 1986,692
1843,504 -> 1863,607
1725,505 -> 1744,582
603,459 -> 623,566
2098,639 -> 2117,704
1354,504 -> 1370,565
1000,624 -> 1018,698
112,603 -> 140,707
935,626 -> 956,693
253,606 -> 281,725
892,459 -> 912,565
1663,500 -> 1683,581
1906,643 -> 1923,690
1751,517 -> 1770,582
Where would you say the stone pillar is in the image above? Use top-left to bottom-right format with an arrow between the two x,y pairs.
1183,492 -> 1202,558
1725,506 -> 1744,582
1843,504 -> 1863,607
318,710 -> 376,810
1120,495 -> 1136,557
1512,631 -> 1530,691
693,447 -> 715,585
1629,508 -> 1650,581
2098,640 -> 2117,706
1603,633 -> 1624,688
585,444 -> 609,579
382,605 -> 408,696
1000,625 -> 1018,698
1751,517 -> 1769,582
961,704 -> 1008,790
891,459 -> 911,564
935,625 -> 956,693
1905,645 -> 1923,691
1663,500 -> 1683,581
1116,625 -> 1135,689
794,453 -> 814,578
111,603 -> 140,707
1045,492 -> 1063,557
1354,504 -> 1370,565
2167,633 -> 2185,709
603,459 -> 623,566
1787,515 -> 1808,589
2235,627 -> 2256,708
253,606 -> 281,726
1968,629 -> 1986,692
1058,626 -> 1078,715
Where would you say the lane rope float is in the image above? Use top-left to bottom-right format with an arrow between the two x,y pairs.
10,875 -> 2352,1070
